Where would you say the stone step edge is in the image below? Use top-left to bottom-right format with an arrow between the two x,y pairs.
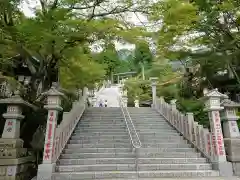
56,163 -> 211,167
53,170 -> 218,174
58,157 -> 206,160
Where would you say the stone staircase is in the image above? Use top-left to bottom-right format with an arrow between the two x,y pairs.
52,107 -> 220,179
52,107 -> 135,179
128,107 -> 219,178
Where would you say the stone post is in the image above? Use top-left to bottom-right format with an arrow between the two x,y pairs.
122,90 -> 128,107
134,97 -> 139,108
150,77 -> 158,107
221,98 -> 240,172
186,112 -> 194,142
0,90 -> 36,180
170,99 -> 177,110
92,97 -> 97,107
37,85 -> 63,180
202,88 -> 233,176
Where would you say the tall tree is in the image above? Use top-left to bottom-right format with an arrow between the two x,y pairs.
134,41 -> 153,80
0,0 -> 150,101
150,0 -> 240,97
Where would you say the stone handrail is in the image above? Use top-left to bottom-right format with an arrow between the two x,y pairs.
118,96 -> 141,149
154,97 -> 213,162
52,94 -> 87,163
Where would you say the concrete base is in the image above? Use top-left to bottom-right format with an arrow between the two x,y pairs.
212,161 -> 233,176
37,163 -> 56,180
225,138 -> 240,161
232,162 -> 240,176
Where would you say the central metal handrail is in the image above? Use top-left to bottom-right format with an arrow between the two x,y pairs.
118,96 -> 142,149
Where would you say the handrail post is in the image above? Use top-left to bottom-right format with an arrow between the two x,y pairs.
37,85 -> 63,180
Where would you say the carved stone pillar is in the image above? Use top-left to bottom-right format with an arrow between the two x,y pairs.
150,77 -> 158,107
37,85 -> 63,180
0,91 -> 36,180
202,89 -> 233,176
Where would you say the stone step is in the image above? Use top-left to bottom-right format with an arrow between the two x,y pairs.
139,136 -> 183,140
61,152 -> 134,159
138,158 -> 207,164
71,135 -> 129,140
139,139 -> 185,143
133,121 -> 171,127
139,148 -> 195,153
141,143 -> 190,148
80,117 -> 123,120
78,123 -> 125,126
77,125 -> 126,128
138,132 -> 180,136
69,139 -> 130,144
63,148 -> 132,153
72,132 -> 128,136
67,143 -> 131,148
52,170 -> 219,179
135,125 -> 173,128
58,157 -> 207,165
52,171 -> 136,179
138,170 -> 219,178
136,129 -> 176,133
74,129 -> 127,133
138,164 -> 212,171
56,164 -> 135,172
58,158 -> 135,165
137,152 -> 201,158
61,152 -> 201,158
52,178 -> 235,180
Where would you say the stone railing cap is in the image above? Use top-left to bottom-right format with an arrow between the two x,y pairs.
221,99 -> 240,108
0,95 -> 37,110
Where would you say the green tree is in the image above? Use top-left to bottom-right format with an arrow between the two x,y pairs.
95,44 -> 121,82
134,41 -> 153,80
150,0 -> 240,98
0,0 -> 150,101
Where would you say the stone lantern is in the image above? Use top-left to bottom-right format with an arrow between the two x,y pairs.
221,98 -> 240,138
201,88 -> 233,176
203,89 -> 227,112
221,98 -> 240,164
150,77 -> 158,107
0,90 -> 37,179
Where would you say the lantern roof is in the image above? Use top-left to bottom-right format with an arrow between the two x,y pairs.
221,98 -> 240,108
200,88 -> 228,101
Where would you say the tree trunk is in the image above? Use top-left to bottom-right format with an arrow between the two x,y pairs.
110,71 -> 114,83
141,63 -> 145,80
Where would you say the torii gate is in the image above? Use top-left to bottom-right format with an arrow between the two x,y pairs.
113,71 -> 137,83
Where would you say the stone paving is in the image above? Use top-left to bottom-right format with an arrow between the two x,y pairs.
96,85 -> 120,107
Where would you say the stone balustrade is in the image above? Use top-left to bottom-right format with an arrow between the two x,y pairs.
150,77 -> 234,176
154,94 -> 232,176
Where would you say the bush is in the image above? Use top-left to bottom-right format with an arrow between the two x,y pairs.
176,97 -> 209,128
